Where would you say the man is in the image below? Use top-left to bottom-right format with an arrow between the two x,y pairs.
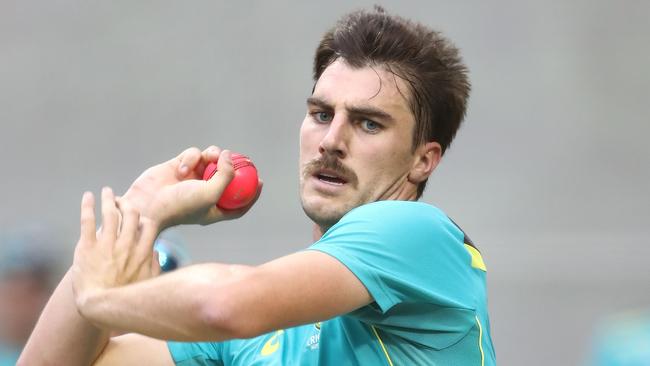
20,6 -> 496,365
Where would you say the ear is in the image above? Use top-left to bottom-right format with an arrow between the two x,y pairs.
408,141 -> 442,184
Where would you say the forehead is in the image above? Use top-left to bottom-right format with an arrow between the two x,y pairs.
313,59 -> 413,118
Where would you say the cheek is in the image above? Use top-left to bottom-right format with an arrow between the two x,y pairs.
357,150 -> 412,185
299,120 -> 321,157
299,121 -> 314,169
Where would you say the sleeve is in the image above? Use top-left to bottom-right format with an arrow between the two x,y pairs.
166,341 -> 224,366
307,201 -> 479,314
308,201 -> 484,349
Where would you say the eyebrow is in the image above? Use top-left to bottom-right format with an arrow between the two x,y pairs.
306,96 -> 395,123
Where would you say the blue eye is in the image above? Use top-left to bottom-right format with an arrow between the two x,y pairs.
313,112 -> 333,123
361,119 -> 381,133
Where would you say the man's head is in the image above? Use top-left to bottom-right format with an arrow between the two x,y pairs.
299,6 -> 470,231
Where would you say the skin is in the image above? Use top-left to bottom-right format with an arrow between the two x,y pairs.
300,59 -> 441,234
19,60 -> 441,366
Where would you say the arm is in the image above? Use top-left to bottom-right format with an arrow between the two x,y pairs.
72,145 -> 369,341
76,251 -> 372,341
92,334 -> 173,366
69,147 -> 369,340
19,146 -> 257,365
17,269 -> 110,366
18,273 -> 173,366
18,187 -> 165,366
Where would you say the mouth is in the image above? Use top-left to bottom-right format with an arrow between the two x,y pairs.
314,170 -> 348,186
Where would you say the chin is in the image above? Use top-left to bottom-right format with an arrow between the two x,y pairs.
300,195 -> 352,229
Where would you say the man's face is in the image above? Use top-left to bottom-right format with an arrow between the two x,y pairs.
299,59 -> 419,229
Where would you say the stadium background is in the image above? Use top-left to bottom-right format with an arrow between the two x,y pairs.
1,1 -> 648,365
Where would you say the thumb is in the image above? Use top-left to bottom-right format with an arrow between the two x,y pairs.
202,150 -> 235,203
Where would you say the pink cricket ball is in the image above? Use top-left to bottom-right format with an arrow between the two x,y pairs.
202,153 -> 259,210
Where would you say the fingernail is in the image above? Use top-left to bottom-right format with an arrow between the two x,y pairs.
179,164 -> 189,175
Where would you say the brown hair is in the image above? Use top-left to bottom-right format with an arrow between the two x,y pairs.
313,6 -> 470,198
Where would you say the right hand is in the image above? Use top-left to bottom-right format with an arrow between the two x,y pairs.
121,146 -> 263,232
72,188 -> 160,311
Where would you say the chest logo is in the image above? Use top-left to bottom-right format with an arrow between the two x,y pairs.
261,330 -> 284,356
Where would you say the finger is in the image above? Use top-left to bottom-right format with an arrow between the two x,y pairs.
137,219 -> 159,253
116,199 -> 139,243
100,186 -> 119,242
175,147 -> 202,179
151,250 -> 161,276
136,220 -> 160,275
202,150 -> 235,202
79,191 -> 97,242
202,145 -> 221,163
195,145 -> 222,177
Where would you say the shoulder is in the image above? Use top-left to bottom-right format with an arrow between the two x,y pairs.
312,200 -> 472,283
310,200 -> 482,312
322,200 -> 463,246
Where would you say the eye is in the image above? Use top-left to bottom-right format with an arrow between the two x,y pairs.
360,119 -> 381,133
312,111 -> 333,123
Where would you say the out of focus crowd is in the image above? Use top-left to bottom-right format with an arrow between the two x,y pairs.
0,228 -> 189,366
0,231 -> 62,366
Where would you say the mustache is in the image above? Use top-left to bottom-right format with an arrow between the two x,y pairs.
304,154 -> 358,186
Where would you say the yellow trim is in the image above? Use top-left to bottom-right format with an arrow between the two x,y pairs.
260,329 -> 284,356
475,316 -> 485,366
464,244 -> 487,271
371,325 -> 395,366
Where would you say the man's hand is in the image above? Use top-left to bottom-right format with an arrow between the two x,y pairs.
121,147 -> 262,232
71,187 -> 160,312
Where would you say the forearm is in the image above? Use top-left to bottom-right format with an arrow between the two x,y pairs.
78,263 -> 250,342
18,269 -> 110,366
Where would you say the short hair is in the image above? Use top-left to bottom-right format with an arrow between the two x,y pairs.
313,6 -> 471,198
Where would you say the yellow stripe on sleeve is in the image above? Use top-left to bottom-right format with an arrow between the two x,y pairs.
464,244 -> 487,271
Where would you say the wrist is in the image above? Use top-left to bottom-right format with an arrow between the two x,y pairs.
75,287 -> 105,325
121,190 -> 168,233
147,217 -> 166,239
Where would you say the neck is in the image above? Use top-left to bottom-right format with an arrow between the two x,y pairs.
388,179 -> 419,201
312,224 -> 325,242
310,192 -> 420,243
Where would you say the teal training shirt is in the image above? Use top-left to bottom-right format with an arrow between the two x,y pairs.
168,201 -> 496,365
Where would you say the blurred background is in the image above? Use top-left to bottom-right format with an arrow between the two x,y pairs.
1,1 -> 648,365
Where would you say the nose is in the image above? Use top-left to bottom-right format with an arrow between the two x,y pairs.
318,117 -> 349,159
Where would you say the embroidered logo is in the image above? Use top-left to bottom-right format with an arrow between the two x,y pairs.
306,322 -> 322,350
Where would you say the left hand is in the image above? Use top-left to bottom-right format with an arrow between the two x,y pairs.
71,187 -> 161,310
